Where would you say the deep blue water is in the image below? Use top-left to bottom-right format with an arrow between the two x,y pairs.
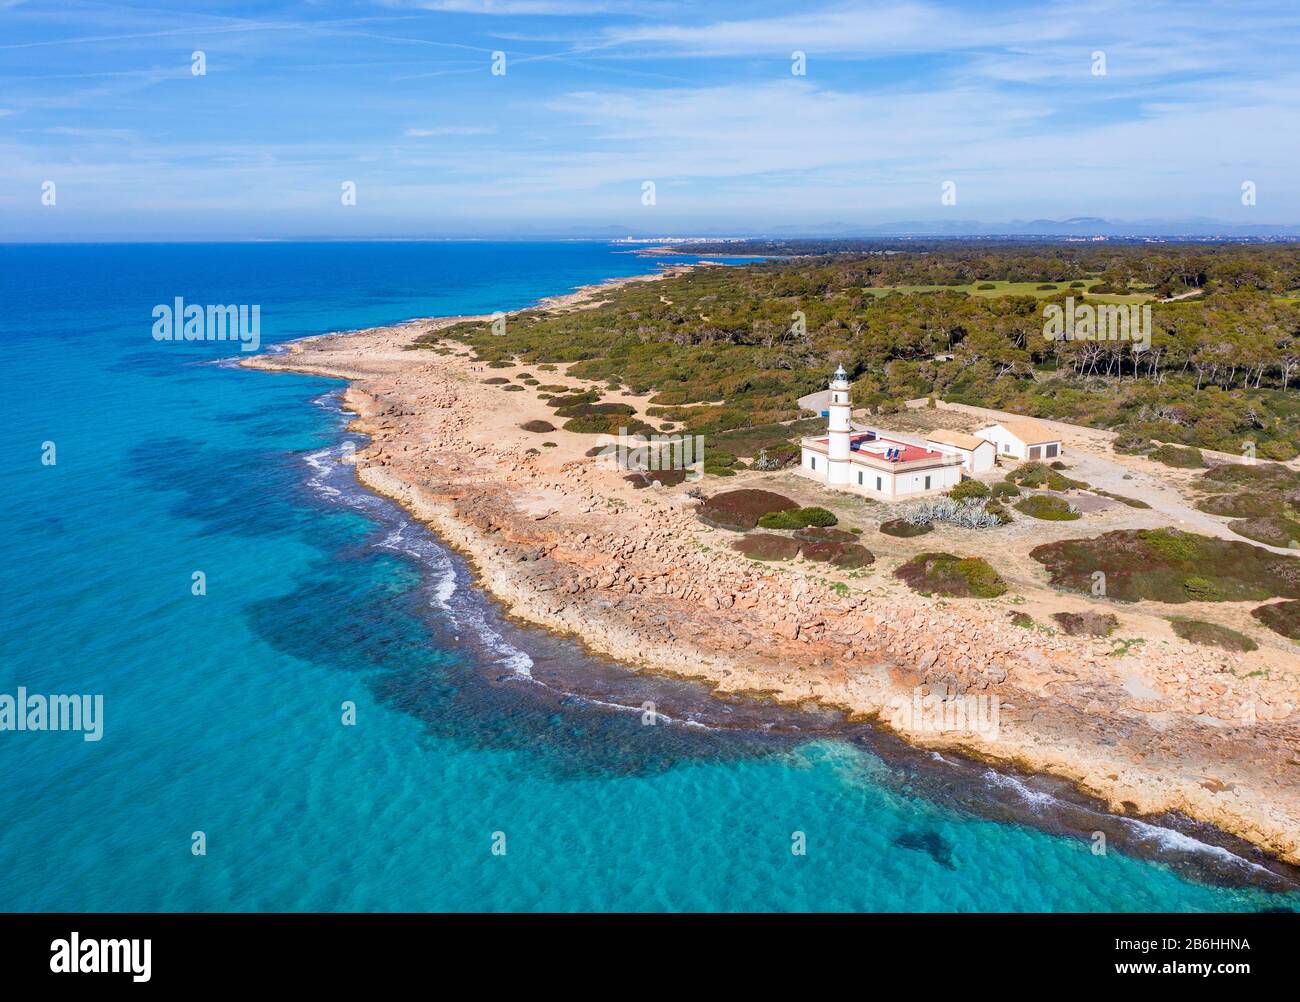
0,241 -> 1295,912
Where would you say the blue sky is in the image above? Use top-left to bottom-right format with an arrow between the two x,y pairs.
2,0 -> 1299,239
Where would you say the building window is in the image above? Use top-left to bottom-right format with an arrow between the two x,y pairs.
924,475 -> 931,490
1029,445 -> 1041,460
857,471 -> 863,485
876,476 -> 882,491
1046,443 -> 1059,458
810,456 -> 816,470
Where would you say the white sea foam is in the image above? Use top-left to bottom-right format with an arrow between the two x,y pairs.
1120,816 -> 1272,875
299,402 -> 533,678
303,447 -> 341,499
981,768 -> 1058,810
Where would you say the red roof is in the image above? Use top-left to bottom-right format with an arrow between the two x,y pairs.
810,434 -> 944,464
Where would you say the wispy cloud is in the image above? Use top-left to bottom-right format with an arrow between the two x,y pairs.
2,0 -> 1298,237
404,125 -> 497,136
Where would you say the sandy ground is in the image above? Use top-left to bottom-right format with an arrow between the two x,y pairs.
242,275 -> 1300,869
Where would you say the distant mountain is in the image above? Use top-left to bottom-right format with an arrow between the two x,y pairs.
590,218 -> 1300,240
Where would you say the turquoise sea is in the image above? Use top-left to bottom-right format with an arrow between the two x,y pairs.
0,240 -> 1295,912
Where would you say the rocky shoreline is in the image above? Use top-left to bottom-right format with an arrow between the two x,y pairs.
242,270 -> 1300,870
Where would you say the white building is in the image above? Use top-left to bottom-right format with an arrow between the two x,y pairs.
974,419 -> 1063,461
797,366 -> 963,499
924,430 -> 997,474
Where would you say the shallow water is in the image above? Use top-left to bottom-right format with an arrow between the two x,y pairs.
0,241 -> 1296,911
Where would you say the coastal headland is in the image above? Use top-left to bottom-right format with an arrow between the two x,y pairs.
244,265 -> 1300,871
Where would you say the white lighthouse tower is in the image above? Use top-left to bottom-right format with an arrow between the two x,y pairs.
825,363 -> 853,485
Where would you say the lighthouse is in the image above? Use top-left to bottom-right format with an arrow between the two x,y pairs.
825,363 -> 853,485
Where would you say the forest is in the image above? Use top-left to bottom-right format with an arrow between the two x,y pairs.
423,242 -> 1300,460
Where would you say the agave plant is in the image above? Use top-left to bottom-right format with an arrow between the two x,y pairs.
903,497 -> 1003,530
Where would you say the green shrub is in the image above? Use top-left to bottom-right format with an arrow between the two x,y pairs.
1015,494 -> 1081,520
697,490 -> 797,531
1150,444 -> 1205,468
758,510 -> 803,529
1006,462 -> 1086,491
1113,432 -> 1153,455
1138,528 -> 1201,562
983,500 -> 1013,524
757,506 -> 838,529
992,482 -> 1020,498
796,506 -> 838,527
1031,528 -> 1300,603
895,552 -> 1007,598
950,479 -> 991,501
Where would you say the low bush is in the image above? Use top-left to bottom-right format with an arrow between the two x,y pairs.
1251,600 -> 1300,639
1015,494 -> 1081,520
1227,516 -> 1300,548
1150,443 -> 1205,468
757,506 -> 839,529
697,490 -> 797,531
1030,528 -> 1300,603
1113,432 -> 1153,455
1169,617 -> 1258,652
831,544 -> 875,569
949,479 -> 991,501
1051,611 -> 1118,637
880,518 -> 934,538
1005,462 -> 1086,491
793,526 -> 857,543
895,552 -> 1008,598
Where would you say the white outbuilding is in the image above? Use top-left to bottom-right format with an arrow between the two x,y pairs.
924,430 -> 997,474
974,419 -> 1063,462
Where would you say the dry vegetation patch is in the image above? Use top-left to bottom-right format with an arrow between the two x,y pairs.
895,552 -> 1008,598
1030,528 -> 1300,603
